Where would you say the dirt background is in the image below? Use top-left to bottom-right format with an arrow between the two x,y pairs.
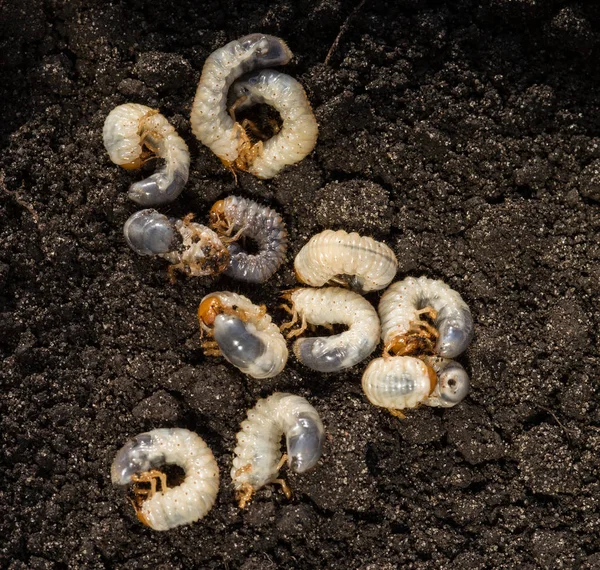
2,0 -> 600,568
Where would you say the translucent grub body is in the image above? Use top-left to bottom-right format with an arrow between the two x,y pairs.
294,229 -> 398,293
228,68 -> 318,178
362,355 -> 470,417
111,428 -> 219,531
379,276 -> 474,359
191,34 -> 292,171
198,291 -> 288,379
281,287 -> 380,373
231,392 -> 324,508
103,103 -> 189,206
210,195 -> 288,283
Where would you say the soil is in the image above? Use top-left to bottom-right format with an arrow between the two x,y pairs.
2,1 -> 600,569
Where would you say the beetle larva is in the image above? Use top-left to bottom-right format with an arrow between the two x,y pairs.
227,68 -> 318,178
281,287 -> 380,373
294,229 -> 398,293
190,34 -> 292,169
209,196 -> 288,283
123,209 -> 230,280
361,355 -> 470,417
379,277 -> 474,359
198,291 -> 288,379
103,103 -> 190,206
231,392 -> 324,508
111,428 -> 219,531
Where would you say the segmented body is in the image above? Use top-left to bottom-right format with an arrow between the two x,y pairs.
231,392 -> 324,507
210,196 -> 288,283
379,277 -> 474,358
198,291 -> 288,378
111,428 -> 219,531
294,229 -> 398,293
103,103 -> 190,205
228,69 -> 318,178
190,34 -> 292,167
362,356 -> 470,413
283,287 -> 380,372
123,210 -> 230,278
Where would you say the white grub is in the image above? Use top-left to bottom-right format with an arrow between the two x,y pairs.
103,103 -> 190,206
281,287 -> 380,373
198,291 -> 288,379
210,196 -> 288,283
191,34 -> 292,167
379,276 -> 474,359
228,69 -> 318,178
111,428 -> 219,531
294,229 -> 398,293
362,355 -> 470,417
231,392 -> 324,508
123,210 -> 230,281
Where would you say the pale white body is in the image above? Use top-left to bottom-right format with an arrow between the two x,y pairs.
294,230 -> 398,293
231,393 -> 324,493
111,428 -> 219,531
103,103 -> 153,165
200,291 -> 288,378
379,277 -> 474,358
160,220 -> 229,277
103,103 -> 190,205
362,355 -> 470,411
287,287 -> 380,372
229,69 -> 318,178
362,356 -> 435,410
191,34 -> 292,164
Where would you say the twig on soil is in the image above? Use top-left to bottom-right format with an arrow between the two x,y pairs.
324,0 -> 367,66
0,170 -> 39,224
532,402 -> 575,436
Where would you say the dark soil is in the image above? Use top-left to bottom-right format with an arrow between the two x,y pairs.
2,1 -> 600,568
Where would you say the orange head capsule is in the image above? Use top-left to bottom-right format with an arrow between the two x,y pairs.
209,200 -> 226,222
120,157 -> 145,170
425,363 -> 437,396
384,334 -> 434,358
198,296 -> 224,327
209,199 -> 231,234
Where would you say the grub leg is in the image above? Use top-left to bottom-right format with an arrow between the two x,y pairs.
272,478 -> 292,500
388,408 -> 407,420
416,306 -> 438,321
276,453 -> 288,472
228,95 -> 249,121
236,483 -> 255,509
285,314 -> 308,339
279,307 -> 298,332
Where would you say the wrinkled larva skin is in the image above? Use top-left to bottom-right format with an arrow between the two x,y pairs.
228,69 -> 318,178
285,287 -> 380,373
123,210 -> 230,278
294,229 -> 398,293
103,103 -> 190,206
198,291 -> 288,378
191,34 -> 293,166
379,277 -> 474,359
103,103 -> 151,166
111,428 -> 220,531
231,392 -> 324,507
361,355 -> 469,413
210,196 -> 288,283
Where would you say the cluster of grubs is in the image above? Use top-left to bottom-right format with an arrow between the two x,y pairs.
106,35 -> 474,532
